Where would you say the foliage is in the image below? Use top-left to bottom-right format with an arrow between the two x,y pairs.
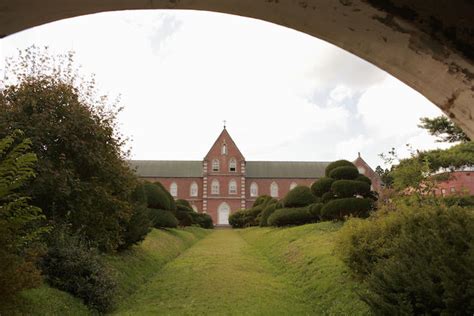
40,227 -> 117,313
0,131 -> 46,303
283,185 -> 316,207
154,181 -> 177,211
308,203 -> 324,220
325,160 -> 355,177
253,195 -> 274,207
375,165 -> 393,188
176,198 -> 192,209
419,115 -> 470,143
229,207 -> 262,228
331,180 -> 370,198
228,210 -> 247,228
267,207 -> 315,226
190,212 -> 214,229
355,174 -> 371,185
321,191 -> 335,203
143,182 -> 172,210
321,198 -> 372,220
0,46 -> 138,252
337,204 -> 474,315
328,166 -> 359,180
118,206 -> 152,251
149,209 -> 178,228
259,203 -> 278,227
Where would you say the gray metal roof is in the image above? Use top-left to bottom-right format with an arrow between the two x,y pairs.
130,160 -> 330,179
246,161 -> 330,178
130,160 -> 202,177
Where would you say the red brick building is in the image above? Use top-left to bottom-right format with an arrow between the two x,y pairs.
432,169 -> 474,196
131,128 -> 381,225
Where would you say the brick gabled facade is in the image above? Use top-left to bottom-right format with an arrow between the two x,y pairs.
131,128 -> 382,225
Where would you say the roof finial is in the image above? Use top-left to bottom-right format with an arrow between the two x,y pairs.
223,120 -> 227,129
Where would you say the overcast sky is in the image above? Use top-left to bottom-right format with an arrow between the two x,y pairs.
0,10 -> 452,168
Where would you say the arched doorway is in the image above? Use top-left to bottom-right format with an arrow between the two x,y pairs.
217,202 -> 230,225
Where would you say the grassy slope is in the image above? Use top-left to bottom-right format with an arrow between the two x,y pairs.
115,229 -> 315,315
239,222 -> 370,315
6,227 -> 210,316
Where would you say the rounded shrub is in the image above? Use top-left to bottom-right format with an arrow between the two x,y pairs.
259,203 -> 277,227
253,195 -> 274,207
311,177 -> 335,197
283,186 -> 316,207
176,199 -> 192,209
149,209 -> 178,228
321,191 -> 335,203
308,203 -> 324,220
267,207 -> 314,226
154,181 -> 177,211
191,213 -> 214,229
331,180 -> 371,198
119,206 -> 152,250
229,210 -> 246,228
356,174 -> 372,185
329,166 -> 359,180
325,160 -> 356,177
321,198 -> 372,220
131,183 -> 147,205
143,183 -> 171,210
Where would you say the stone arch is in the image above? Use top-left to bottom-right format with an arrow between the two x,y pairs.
217,202 -> 230,225
2,1 -> 473,136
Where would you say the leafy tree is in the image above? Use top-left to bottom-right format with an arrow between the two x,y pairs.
0,131 -> 46,303
419,116 -> 470,143
375,166 -> 393,188
0,46 -> 138,252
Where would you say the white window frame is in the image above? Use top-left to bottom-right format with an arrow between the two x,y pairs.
221,144 -> 227,155
229,158 -> 237,172
190,182 -> 198,197
270,182 -> 279,197
212,159 -> 219,172
170,182 -> 178,197
250,182 -> 258,197
211,179 -> 220,195
229,180 -> 237,195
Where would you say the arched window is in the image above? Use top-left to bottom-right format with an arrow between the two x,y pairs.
270,182 -> 279,197
211,179 -> 220,195
212,159 -> 219,172
250,182 -> 258,197
170,182 -> 178,197
190,182 -> 198,197
221,144 -> 227,155
290,182 -> 298,190
229,158 -> 237,172
229,180 -> 237,194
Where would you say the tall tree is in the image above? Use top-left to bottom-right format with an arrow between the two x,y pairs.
419,116 -> 470,143
0,46 -> 139,251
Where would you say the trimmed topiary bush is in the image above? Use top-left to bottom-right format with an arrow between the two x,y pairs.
149,209 -> 178,228
176,199 -> 192,209
322,191 -> 335,203
191,213 -> 214,229
119,206 -> 152,250
356,174 -> 372,185
308,203 -> 324,220
311,177 -> 335,197
331,180 -> 371,198
229,210 -> 247,228
253,195 -> 274,208
143,183 -> 171,210
329,166 -> 359,180
325,160 -> 355,177
259,203 -> 278,227
321,198 -> 372,220
154,181 -> 177,211
267,207 -> 314,226
283,186 -> 316,207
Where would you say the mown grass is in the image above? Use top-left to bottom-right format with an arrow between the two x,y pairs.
239,222 -> 371,315
114,229 -> 315,315
5,227 -> 210,315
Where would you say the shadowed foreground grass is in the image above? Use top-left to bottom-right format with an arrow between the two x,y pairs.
114,229 -> 314,315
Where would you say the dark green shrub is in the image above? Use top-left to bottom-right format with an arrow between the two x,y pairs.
119,206 -> 152,250
229,210 -> 247,228
275,201 -> 284,209
149,209 -> 178,228
267,207 -> 314,226
40,229 -> 116,313
356,174 -> 371,185
442,195 -> 474,207
131,183 -> 148,205
331,180 -> 371,198
308,203 -> 324,220
176,199 -> 192,209
325,160 -> 355,177
329,166 -> 359,180
321,191 -> 335,203
253,195 -> 274,207
283,186 -> 316,207
321,198 -> 372,220
338,205 -> 474,315
311,177 -> 335,197
175,210 -> 193,227
259,203 -> 278,227
143,183 -> 171,210
154,181 -> 177,211
191,213 -> 214,229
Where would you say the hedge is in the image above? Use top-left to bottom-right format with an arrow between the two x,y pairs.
329,166 -> 359,180
325,160 -> 355,177
322,191 -> 335,203
190,213 -> 214,229
259,203 -> 278,227
308,203 -> 324,220
253,195 -> 275,208
331,180 -> 371,198
154,181 -> 177,211
356,174 -> 372,185
321,198 -> 372,220
311,177 -> 335,197
149,209 -> 178,228
283,186 -> 315,207
267,207 -> 314,226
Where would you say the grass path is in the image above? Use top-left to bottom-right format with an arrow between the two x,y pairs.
115,229 -> 314,315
